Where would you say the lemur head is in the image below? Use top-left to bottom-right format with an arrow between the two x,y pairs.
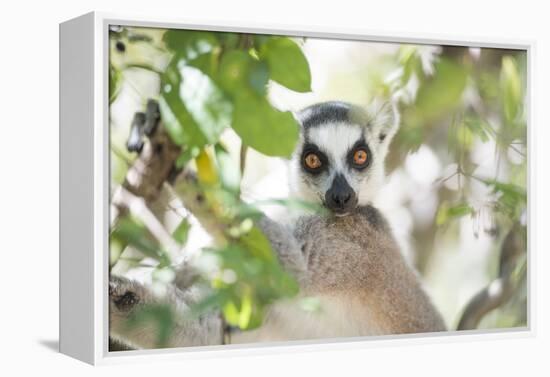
289,100 -> 399,216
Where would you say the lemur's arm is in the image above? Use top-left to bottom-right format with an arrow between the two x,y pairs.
109,275 -> 223,349
258,215 -> 308,283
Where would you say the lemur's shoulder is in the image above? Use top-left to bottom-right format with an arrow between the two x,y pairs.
355,205 -> 392,233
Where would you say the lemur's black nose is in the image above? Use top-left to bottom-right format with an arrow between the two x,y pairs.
333,192 -> 351,206
325,174 -> 357,214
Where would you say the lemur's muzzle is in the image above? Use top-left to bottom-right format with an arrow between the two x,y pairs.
325,174 -> 358,215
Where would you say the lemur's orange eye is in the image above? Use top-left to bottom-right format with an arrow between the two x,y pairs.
353,149 -> 368,165
304,153 -> 322,170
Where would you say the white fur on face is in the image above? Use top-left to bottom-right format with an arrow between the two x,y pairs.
308,123 -> 363,197
289,101 -> 399,209
308,122 -> 363,173
289,122 -> 386,207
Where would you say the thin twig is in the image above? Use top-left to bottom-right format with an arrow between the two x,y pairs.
508,144 -> 526,158
435,171 -> 459,186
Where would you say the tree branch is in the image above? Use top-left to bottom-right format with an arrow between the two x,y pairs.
121,100 -> 181,204
166,178 -> 229,246
457,223 -> 526,330
109,100 -> 217,350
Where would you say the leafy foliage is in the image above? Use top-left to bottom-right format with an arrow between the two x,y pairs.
172,217 -> 191,245
125,304 -> 175,348
415,58 -> 468,121
232,91 -> 299,157
500,56 -> 523,123
436,202 -> 474,226
109,28 -> 528,339
201,237 -> 299,330
159,30 -> 307,159
109,28 -> 314,333
390,46 -> 527,236
388,46 -> 528,329
111,216 -> 171,268
259,37 -> 312,92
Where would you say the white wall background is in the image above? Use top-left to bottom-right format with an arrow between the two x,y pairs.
0,0 -> 548,375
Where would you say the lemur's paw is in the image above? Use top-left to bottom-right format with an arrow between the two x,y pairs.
109,275 -> 140,312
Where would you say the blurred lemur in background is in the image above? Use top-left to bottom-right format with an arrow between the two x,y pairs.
109,101 -> 447,349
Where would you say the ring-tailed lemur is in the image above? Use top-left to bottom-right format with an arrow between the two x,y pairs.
109,101 -> 446,350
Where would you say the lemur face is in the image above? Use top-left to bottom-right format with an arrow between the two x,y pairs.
290,101 -> 399,216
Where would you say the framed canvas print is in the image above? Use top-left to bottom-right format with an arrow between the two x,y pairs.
59,12 -> 533,365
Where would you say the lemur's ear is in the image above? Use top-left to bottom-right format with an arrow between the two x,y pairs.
367,99 -> 400,145
291,110 -> 300,123
292,109 -> 305,130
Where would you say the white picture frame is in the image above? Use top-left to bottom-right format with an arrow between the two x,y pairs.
59,11 -> 535,365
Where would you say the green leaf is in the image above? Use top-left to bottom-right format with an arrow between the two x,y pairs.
160,56 -> 233,148
456,122 -> 474,148
248,61 -> 269,96
465,117 -> 491,143
218,32 -> 239,49
179,64 -> 233,143
159,60 -> 198,146
109,238 -> 125,267
232,92 -> 299,157
222,300 -> 240,326
111,217 -> 171,266
218,50 -> 251,93
125,304 -> 174,347
485,179 -> 526,217
238,226 -> 275,261
395,121 -> 425,153
163,30 -> 219,59
252,35 -> 271,48
215,143 -> 241,193
158,93 -> 188,146
198,242 -> 299,330
488,181 -> 526,201
238,289 -> 253,329
109,63 -> 122,104
436,202 -> 474,226
218,50 -> 269,97
186,51 -> 217,76
447,204 -> 475,218
415,58 -> 468,121
190,291 -> 228,317
500,56 -> 522,122
175,146 -> 200,168
260,37 -> 311,92
172,218 -> 191,245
